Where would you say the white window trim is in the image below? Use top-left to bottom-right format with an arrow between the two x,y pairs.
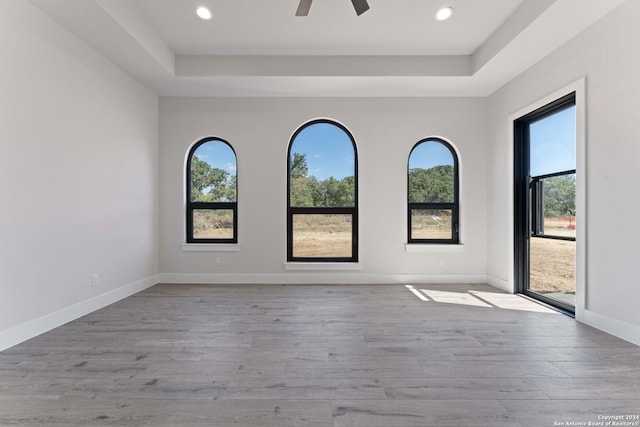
182,244 -> 240,252
405,243 -> 464,253
284,262 -> 362,271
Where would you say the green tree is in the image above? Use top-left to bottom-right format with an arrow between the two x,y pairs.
191,155 -> 212,201
336,175 -> 355,207
202,167 -> 230,202
543,174 -> 575,217
408,165 -> 454,203
223,174 -> 237,202
190,155 -> 231,202
290,153 -> 313,206
290,152 -> 309,179
289,152 -> 355,207
308,175 -> 355,207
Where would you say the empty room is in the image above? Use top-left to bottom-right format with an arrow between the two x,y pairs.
1,0 -> 640,426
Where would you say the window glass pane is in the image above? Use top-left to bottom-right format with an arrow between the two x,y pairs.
192,209 -> 234,239
292,214 -> 352,258
409,141 -> 454,203
191,141 -> 236,202
411,209 -> 452,240
530,237 -> 576,306
541,173 -> 576,238
290,123 -> 355,207
530,106 -> 576,177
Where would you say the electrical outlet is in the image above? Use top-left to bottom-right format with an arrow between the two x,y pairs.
439,258 -> 445,267
215,257 -> 222,266
91,273 -> 99,286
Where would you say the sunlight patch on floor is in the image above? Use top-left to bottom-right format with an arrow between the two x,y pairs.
404,285 -> 559,314
469,291 -> 557,313
420,289 -> 492,308
404,285 -> 429,301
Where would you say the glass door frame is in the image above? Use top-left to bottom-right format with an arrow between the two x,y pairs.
514,92 -> 576,315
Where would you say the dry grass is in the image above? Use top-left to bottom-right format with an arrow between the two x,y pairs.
293,214 -> 352,257
194,228 -> 233,239
293,231 -> 352,257
411,211 -> 452,240
530,237 -> 575,294
193,210 -> 234,239
412,228 -> 452,239
543,216 -> 576,238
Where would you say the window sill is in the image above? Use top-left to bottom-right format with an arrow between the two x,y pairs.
181,244 -> 240,252
405,243 -> 464,253
284,262 -> 362,271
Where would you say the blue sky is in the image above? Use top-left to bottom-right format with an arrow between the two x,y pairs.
292,124 -> 456,179
194,140 -> 237,175
193,108 -> 574,181
290,122 -> 355,180
409,141 -> 454,170
530,106 -> 576,177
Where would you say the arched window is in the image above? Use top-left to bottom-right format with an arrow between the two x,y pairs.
287,120 -> 358,262
186,137 -> 237,243
408,138 -> 459,244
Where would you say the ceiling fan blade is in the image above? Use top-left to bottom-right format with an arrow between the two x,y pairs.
351,0 -> 370,15
296,0 -> 313,16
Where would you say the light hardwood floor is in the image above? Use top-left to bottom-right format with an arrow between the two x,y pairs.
1,283 -> 639,426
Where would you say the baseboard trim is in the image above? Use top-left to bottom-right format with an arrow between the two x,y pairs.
159,273 -> 489,285
582,309 -> 640,347
0,274 -> 159,352
487,275 -> 512,293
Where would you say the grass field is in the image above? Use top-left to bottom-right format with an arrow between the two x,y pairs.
194,228 -> 234,239
542,216 -> 576,238
411,210 -> 452,240
530,236 -> 576,297
193,210 -> 234,239
293,214 -> 352,257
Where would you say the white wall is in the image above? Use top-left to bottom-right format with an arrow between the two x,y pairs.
159,97 -> 488,284
486,0 -> 640,344
0,1 -> 159,350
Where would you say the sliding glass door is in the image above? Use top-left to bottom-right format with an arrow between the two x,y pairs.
514,93 -> 577,313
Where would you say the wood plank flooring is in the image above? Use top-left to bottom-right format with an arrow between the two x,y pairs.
1,283 -> 639,426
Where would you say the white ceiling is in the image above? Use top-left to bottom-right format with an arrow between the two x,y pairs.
131,0 -> 524,56
28,0 -> 628,97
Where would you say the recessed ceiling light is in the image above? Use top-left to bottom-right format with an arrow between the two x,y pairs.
435,6 -> 454,21
196,6 -> 212,20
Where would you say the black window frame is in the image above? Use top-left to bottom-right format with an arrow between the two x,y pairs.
407,138 -> 460,244
530,169 -> 576,242
287,119 -> 359,262
186,137 -> 238,244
